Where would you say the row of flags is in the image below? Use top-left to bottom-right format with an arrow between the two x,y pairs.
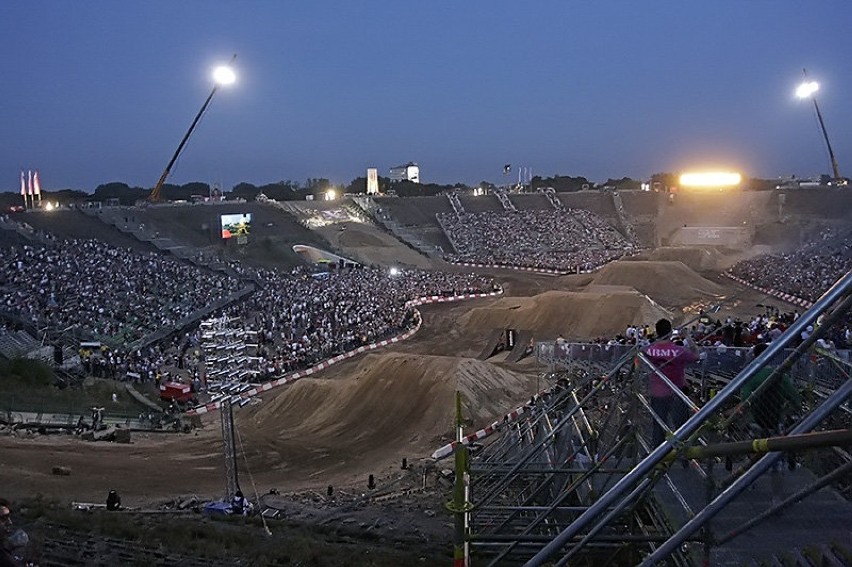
20,170 -> 42,197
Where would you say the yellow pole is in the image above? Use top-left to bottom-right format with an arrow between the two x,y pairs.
446,391 -> 470,567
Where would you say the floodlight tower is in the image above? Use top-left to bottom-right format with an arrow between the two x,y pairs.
149,55 -> 237,202
796,68 -> 842,183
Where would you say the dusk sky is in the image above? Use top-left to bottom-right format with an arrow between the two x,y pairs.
2,2 -> 851,193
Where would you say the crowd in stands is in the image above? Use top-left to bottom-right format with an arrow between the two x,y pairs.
181,264 -> 497,378
729,228 -> 852,303
569,304 -> 849,352
0,239 -> 243,345
0,235 -> 497,389
438,209 -> 634,272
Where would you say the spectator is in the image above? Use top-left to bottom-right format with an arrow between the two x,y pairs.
643,318 -> 700,447
741,343 -> 801,434
438,209 -> 634,272
230,490 -> 252,516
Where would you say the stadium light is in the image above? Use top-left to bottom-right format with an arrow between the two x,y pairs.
795,69 -> 842,182
213,65 -> 236,86
679,172 -> 742,188
148,55 -> 238,202
795,81 -> 819,99
389,267 -> 400,277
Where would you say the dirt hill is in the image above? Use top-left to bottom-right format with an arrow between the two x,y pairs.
236,352 -> 535,485
644,246 -> 723,272
456,289 -> 671,341
590,260 -> 724,306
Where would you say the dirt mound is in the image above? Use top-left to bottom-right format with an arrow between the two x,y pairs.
238,352 -> 532,480
456,290 -> 671,341
590,261 -> 724,305
646,247 -> 722,271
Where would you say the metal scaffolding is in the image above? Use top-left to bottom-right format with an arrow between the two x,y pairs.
458,270 -> 852,566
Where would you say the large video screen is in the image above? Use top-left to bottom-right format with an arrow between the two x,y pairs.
220,213 -> 252,239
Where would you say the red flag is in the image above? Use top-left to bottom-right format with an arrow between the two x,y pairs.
28,170 -> 33,196
21,171 -> 26,196
33,170 -> 41,196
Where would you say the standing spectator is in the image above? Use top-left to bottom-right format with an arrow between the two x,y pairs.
741,343 -> 801,435
741,342 -> 802,504
643,319 -> 700,447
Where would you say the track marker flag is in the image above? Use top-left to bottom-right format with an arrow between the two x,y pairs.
33,170 -> 41,197
28,170 -> 33,196
20,171 -> 26,196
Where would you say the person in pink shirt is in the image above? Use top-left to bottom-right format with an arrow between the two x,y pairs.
643,318 -> 700,447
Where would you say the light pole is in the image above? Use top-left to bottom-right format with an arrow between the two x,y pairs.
149,55 -> 237,202
796,68 -> 842,183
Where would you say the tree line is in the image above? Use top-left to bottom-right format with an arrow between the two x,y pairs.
1,172 -> 779,209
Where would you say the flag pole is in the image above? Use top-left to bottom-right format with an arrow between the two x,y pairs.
34,170 -> 43,205
27,170 -> 33,209
20,171 -> 27,209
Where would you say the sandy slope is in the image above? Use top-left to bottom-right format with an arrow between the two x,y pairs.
457,290 -> 671,340
590,260 -> 724,305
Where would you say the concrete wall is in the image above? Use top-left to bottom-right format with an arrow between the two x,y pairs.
669,226 -> 751,248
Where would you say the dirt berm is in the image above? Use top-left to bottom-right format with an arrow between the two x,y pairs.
642,246 -> 723,272
456,290 -> 671,341
590,260 -> 724,306
236,352 -> 535,484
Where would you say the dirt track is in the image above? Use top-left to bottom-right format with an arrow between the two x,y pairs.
0,230 -> 795,510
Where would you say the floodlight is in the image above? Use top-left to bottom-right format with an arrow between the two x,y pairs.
795,81 -> 819,99
213,65 -> 236,86
795,69 -> 842,181
679,172 -> 742,188
148,54 -> 237,202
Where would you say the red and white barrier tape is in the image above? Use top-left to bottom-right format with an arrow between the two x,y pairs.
724,272 -> 813,309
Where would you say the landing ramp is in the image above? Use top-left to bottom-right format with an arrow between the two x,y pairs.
477,329 -> 506,360
507,330 -> 534,362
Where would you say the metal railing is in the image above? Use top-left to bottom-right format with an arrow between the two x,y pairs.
462,269 -> 852,566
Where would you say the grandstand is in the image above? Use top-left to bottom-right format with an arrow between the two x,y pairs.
509,193 -> 553,211
557,190 -> 619,219
457,193 -> 504,214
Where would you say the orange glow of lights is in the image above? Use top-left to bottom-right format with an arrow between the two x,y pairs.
678,172 -> 742,188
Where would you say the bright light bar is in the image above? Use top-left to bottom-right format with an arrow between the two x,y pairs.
679,172 -> 742,187
795,81 -> 819,99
